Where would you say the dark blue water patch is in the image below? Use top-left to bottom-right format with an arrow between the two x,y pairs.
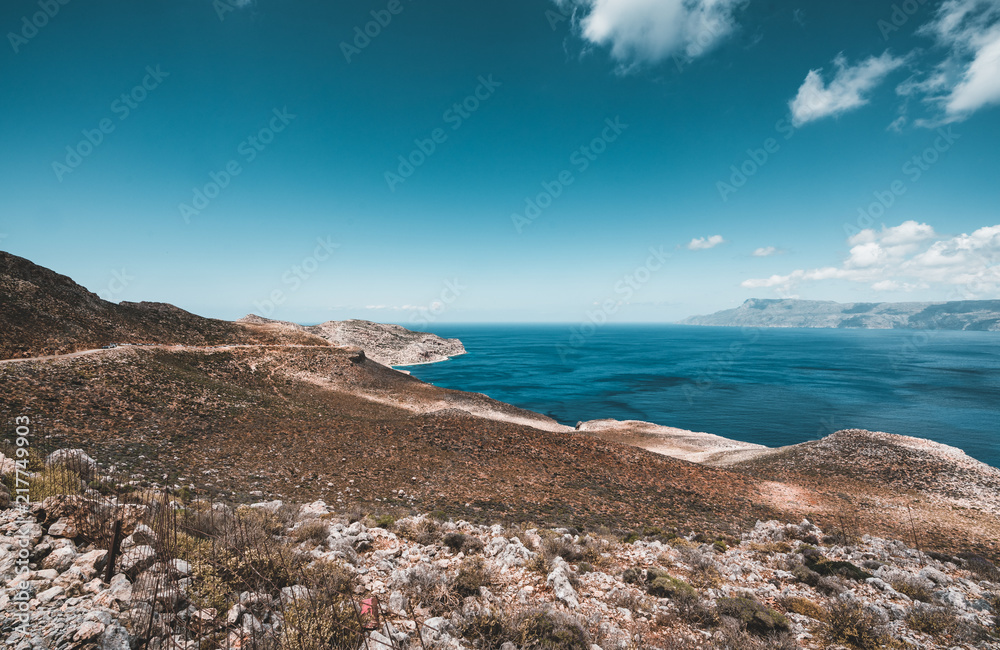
396,324 -> 1000,468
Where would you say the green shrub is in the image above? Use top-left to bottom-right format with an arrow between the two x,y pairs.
29,466 -> 85,500
792,563 -> 821,586
374,514 -> 396,529
622,567 -> 642,585
715,597 -> 789,636
802,549 -> 872,581
645,569 -> 696,600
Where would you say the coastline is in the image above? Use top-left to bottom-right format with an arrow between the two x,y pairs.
392,350 -> 466,374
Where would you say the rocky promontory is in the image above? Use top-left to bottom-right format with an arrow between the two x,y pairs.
237,315 -> 466,366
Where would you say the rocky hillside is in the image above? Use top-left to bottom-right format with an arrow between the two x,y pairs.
0,251 -> 329,359
0,481 -> 996,650
0,344 -> 776,537
681,299 -> 1000,331
238,314 -> 466,366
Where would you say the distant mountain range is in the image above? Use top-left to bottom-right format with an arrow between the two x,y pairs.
681,298 -> 1000,331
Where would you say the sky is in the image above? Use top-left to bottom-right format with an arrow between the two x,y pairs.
1,0 -> 999,324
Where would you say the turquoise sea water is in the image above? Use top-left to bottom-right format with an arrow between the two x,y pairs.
398,325 -> 1000,468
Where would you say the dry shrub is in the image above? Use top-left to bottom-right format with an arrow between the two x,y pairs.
711,619 -> 797,650
453,556 -> 491,598
280,594 -> 362,650
544,535 -> 585,562
823,599 -> 893,650
958,553 -> 1000,582
608,588 -> 652,616
396,516 -> 443,545
682,548 -> 722,588
461,610 -> 512,649
510,607 -> 591,650
292,519 -> 328,545
890,574 -> 933,603
780,596 -> 827,621
526,553 -> 552,576
405,564 -> 455,616
906,603 -> 960,637
748,541 -> 792,555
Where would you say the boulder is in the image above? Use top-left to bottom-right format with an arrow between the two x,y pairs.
547,558 -> 579,608
48,517 -> 78,538
36,585 -> 64,603
45,448 -> 98,478
74,621 -> 106,642
118,545 -> 156,576
299,500 -> 329,518
41,546 -> 77,572
72,549 -> 109,579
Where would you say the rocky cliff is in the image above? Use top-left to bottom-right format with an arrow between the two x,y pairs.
681,299 -> 1000,331
237,315 -> 466,366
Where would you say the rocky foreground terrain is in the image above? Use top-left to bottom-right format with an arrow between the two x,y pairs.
681,299 -> 1000,331
0,454 -> 997,650
237,315 -> 466,366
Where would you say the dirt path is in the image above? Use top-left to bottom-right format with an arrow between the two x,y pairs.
0,343 -> 342,365
0,348 -> 110,364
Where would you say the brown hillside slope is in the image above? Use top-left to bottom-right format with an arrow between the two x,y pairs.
0,345 -> 776,537
0,251 -> 328,358
727,429 -> 1000,560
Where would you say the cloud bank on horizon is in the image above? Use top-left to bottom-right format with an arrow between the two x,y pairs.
743,221 -> 1000,297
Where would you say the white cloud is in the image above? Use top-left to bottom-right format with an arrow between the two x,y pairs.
555,0 -> 747,68
687,234 -> 725,250
899,0 -> 1000,123
752,246 -> 778,257
742,220 -> 1000,296
789,52 -> 907,127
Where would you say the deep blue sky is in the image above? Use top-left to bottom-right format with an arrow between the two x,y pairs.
2,0 -> 998,324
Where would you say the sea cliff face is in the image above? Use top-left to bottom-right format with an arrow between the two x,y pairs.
681,299 -> 1000,331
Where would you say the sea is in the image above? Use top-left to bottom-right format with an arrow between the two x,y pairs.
396,324 -> 1000,469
